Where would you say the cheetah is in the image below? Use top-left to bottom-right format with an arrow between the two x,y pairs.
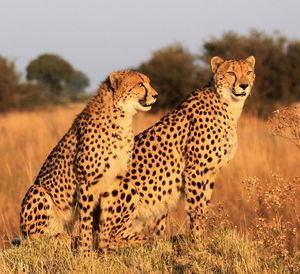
92,56 -> 256,250
19,70 -> 158,255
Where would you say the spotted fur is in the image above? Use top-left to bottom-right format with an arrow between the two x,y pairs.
19,70 -> 158,255
92,56 -> 256,250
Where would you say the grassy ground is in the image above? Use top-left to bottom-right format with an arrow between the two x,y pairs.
0,228 -> 263,273
0,104 -> 299,272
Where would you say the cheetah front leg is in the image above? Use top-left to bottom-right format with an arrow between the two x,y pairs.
93,180 -> 152,252
78,183 -> 101,256
183,167 -> 216,238
144,214 -> 168,236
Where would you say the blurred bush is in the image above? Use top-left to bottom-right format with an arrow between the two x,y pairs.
0,54 -> 90,112
1,29 -> 300,114
0,56 -> 20,112
138,30 -> 300,115
138,43 -> 210,111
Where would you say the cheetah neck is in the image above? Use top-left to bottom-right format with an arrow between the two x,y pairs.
85,87 -> 136,136
92,85 -> 138,118
210,86 -> 245,125
226,100 -> 245,125
117,109 -> 135,134
92,85 -> 114,107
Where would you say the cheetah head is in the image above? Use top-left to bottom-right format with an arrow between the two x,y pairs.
108,70 -> 158,112
211,56 -> 256,102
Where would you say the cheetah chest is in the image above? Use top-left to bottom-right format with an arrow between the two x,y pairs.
220,125 -> 238,167
110,123 -> 134,175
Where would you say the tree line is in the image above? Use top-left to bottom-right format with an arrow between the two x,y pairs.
138,30 -> 300,115
0,54 -> 90,111
1,29 -> 300,114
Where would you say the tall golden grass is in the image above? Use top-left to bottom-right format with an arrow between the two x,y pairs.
0,104 -> 299,256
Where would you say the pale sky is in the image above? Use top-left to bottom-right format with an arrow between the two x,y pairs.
1,0 -> 299,93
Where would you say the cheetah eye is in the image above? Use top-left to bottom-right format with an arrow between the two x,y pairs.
227,72 -> 235,76
247,71 -> 252,75
138,82 -> 143,87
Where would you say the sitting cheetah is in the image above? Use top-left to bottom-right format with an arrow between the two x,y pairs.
92,56 -> 256,250
19,70 -> 158,255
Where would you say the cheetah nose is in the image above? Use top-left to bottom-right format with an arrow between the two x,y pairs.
239,84 -> 249,90
152,94 -> 158,99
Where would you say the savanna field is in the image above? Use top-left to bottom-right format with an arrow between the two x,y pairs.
0,104 -> 299,273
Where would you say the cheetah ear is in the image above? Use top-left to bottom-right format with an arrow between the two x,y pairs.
210,56 -> 224,73
109,71 -> 120,91
245,56 -> 255,67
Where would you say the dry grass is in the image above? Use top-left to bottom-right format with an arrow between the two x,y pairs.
0,104 -> 299,272
0,230 -> 262,273
214,114 -> 300,232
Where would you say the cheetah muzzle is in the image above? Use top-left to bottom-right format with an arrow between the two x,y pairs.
232,89 -> 246,97
138,83 -> 158,108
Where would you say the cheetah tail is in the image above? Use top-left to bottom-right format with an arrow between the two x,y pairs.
11,237 -> 21,246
